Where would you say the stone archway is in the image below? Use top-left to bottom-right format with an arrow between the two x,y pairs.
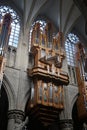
2,75 -> 16,110
72,100 -> 83,130
0,75 -> 17,130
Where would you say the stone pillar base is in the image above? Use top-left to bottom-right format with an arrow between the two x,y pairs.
59,119 -> 73,130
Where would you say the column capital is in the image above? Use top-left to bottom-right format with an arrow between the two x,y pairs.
8,109 -> 25,121
59,119 -> 73,130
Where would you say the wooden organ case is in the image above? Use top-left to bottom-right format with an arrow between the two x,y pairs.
27,22 -> 69,126
76,43 -> 87,121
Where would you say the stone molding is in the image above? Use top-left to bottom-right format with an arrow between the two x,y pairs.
59,119 -> 73,129
8,109 -> 25,121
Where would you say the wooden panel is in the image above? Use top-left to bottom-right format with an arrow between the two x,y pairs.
76,67 -> 87,120
28,104 -> 59,126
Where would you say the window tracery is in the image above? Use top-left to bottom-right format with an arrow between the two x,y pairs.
65,33 -> 79,85
0,5 -> 20,48
65,33 -> 79,66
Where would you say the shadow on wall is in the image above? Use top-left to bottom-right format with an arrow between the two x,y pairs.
72,101 -> 83,130
26,116 -> 60,130
0,85 -> 8,130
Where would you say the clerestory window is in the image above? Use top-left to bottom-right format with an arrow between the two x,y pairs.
65,33 -> 79,85
0,5 -> 20,48
65,33 -> 79,66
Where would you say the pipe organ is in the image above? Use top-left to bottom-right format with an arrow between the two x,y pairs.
27,22 -> 69,126
0,13 -> 12,93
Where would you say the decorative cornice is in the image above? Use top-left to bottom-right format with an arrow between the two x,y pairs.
28,67 -> 69,85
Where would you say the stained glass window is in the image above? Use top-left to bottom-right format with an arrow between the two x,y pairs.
0,6 -> 20,47
65,33 -> 79,66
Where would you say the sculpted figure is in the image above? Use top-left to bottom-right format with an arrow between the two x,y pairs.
14,117 -> 28,130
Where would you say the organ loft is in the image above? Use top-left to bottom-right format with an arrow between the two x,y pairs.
27,22 -> 69,126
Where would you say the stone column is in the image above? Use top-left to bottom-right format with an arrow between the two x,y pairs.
59,119 -> 73,130
6,46 -> 17,67
7,110 -> 25,130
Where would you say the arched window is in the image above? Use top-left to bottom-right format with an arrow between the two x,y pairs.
65,33 -> 79,85
0,5 -> 20,48
65,33 -> 79,66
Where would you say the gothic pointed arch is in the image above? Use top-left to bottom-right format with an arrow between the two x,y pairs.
0,5 -> 20,48
3,75 -> 16,110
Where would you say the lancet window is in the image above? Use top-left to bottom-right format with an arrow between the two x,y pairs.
65,33 -> 79,85
65,33 -> 79,66
0,5 -> 20,48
